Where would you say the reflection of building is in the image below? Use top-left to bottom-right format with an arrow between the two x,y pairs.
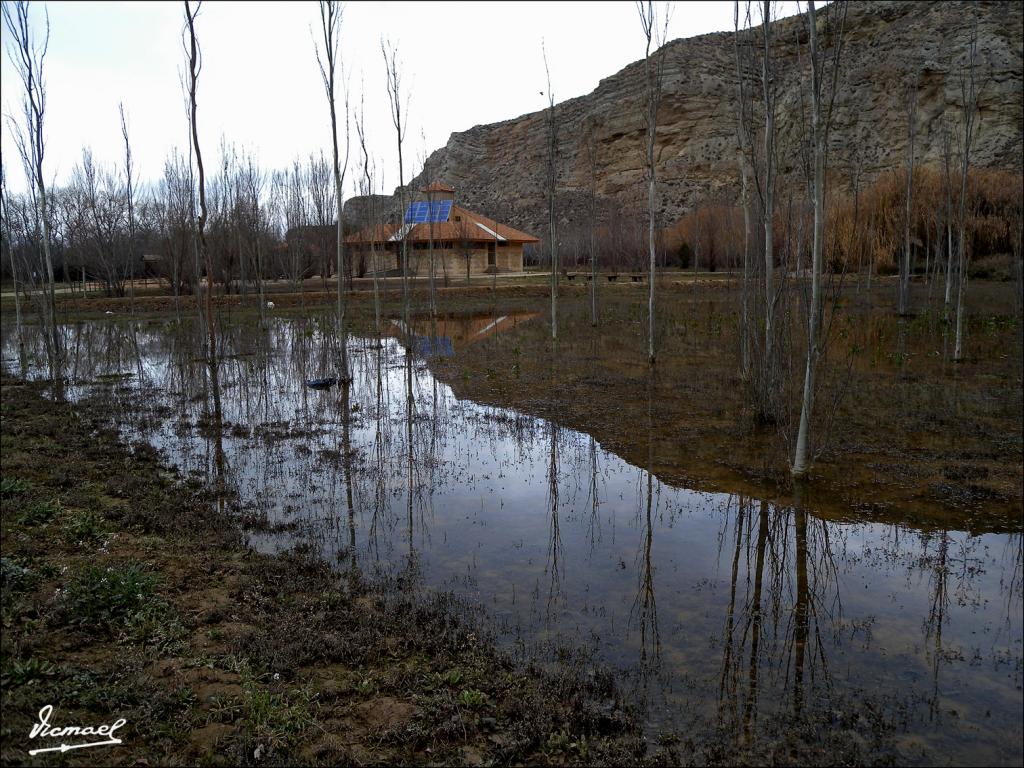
388,313 -> 538,357
345,182 -> 539,276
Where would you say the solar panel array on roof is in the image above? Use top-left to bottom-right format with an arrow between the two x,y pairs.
404,200 -> 452,224
404,202 -> 428,223
432,200 -> 453,222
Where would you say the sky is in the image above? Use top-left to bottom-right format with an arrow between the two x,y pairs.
1,1 -> 801,197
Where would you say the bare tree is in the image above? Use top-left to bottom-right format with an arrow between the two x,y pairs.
306,151 -> 334,291
941,119 -> 955,317
420,130 -> 438,322
382,38 -> 411,335
733,0 -> 754,379
184,0 -> 216,366
237,149 -> 268,322
0,163 -> 24,354
119,103 -> 136,314
316,0 -> 351,380
354,87 -> 383,341
750,0 -> 780,417
898,74 -> 918,316
585,117 -> 599,326
953,4 -> 980,362
638,1 -> 670,365
542,41 -> 558,341
70,148 -> 129,297
4,0 -> 59,363
791,0 -> 847,479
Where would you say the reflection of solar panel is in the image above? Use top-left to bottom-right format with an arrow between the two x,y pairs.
412,335 -> 454,358
404,200 -> 453,223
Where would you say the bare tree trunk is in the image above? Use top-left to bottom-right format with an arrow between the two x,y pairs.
543,43 -> 558,341
761,0 -> 776,411
4,1 -> 60,367
185,0 -> 216,369
793,0 -> 846,478
0,168 -> 24,355
734,1 -> 754,379
924,215 -> 931,299
638,2 -> 669,365
587,121 -> 599,327
942,121 -> 955,318
1014,195 -> 1023,319
899,76 -> 917,316
119,103 -> 136,315
317,1 -> 350,380
355,92 -> 382,342
383,41 -> 410,340
953,5 -> 979,362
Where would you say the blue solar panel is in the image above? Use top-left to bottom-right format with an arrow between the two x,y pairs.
405,199 -> 452,224
431,200 -> 452,222
404,202 -> 429,223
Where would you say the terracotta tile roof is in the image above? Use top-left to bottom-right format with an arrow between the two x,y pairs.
345,204 -> 539,245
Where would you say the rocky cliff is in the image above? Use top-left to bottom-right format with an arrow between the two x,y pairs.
394,1 -> 1022,243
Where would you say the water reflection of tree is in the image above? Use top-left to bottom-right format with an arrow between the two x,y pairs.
630,371 -> 660,672
715,500 -> 841,741
545,421 -> 563,618
585,435 -> 602,552
367,342 -> 392,562
918,527 -> 993,724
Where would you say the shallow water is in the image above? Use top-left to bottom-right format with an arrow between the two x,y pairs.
4,315 -> 1022,765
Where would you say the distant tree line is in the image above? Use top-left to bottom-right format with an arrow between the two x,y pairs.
0,147 -> 370,299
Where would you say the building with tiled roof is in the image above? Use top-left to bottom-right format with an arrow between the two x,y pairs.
345,183 -> 538,277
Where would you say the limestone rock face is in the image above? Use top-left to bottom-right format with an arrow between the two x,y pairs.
394,0 -> 1022,241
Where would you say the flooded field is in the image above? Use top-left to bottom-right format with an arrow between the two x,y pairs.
4,314 -> 1022,765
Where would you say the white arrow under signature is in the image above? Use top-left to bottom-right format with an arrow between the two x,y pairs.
29,738 -> 122,755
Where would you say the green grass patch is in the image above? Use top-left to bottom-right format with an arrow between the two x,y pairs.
241,681 -> 316,748
1,656 -> 57,688
0,477 -> 29,498
16,498 -> 61,527
62,509 -> 111,545
59,563 -> 160,634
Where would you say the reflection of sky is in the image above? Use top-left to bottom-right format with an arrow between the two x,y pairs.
4,318 -> 1022,765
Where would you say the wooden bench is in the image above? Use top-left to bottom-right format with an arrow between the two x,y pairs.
630,274 -> 644,282
565,273 -> 576,281
607,274 -> 618,282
